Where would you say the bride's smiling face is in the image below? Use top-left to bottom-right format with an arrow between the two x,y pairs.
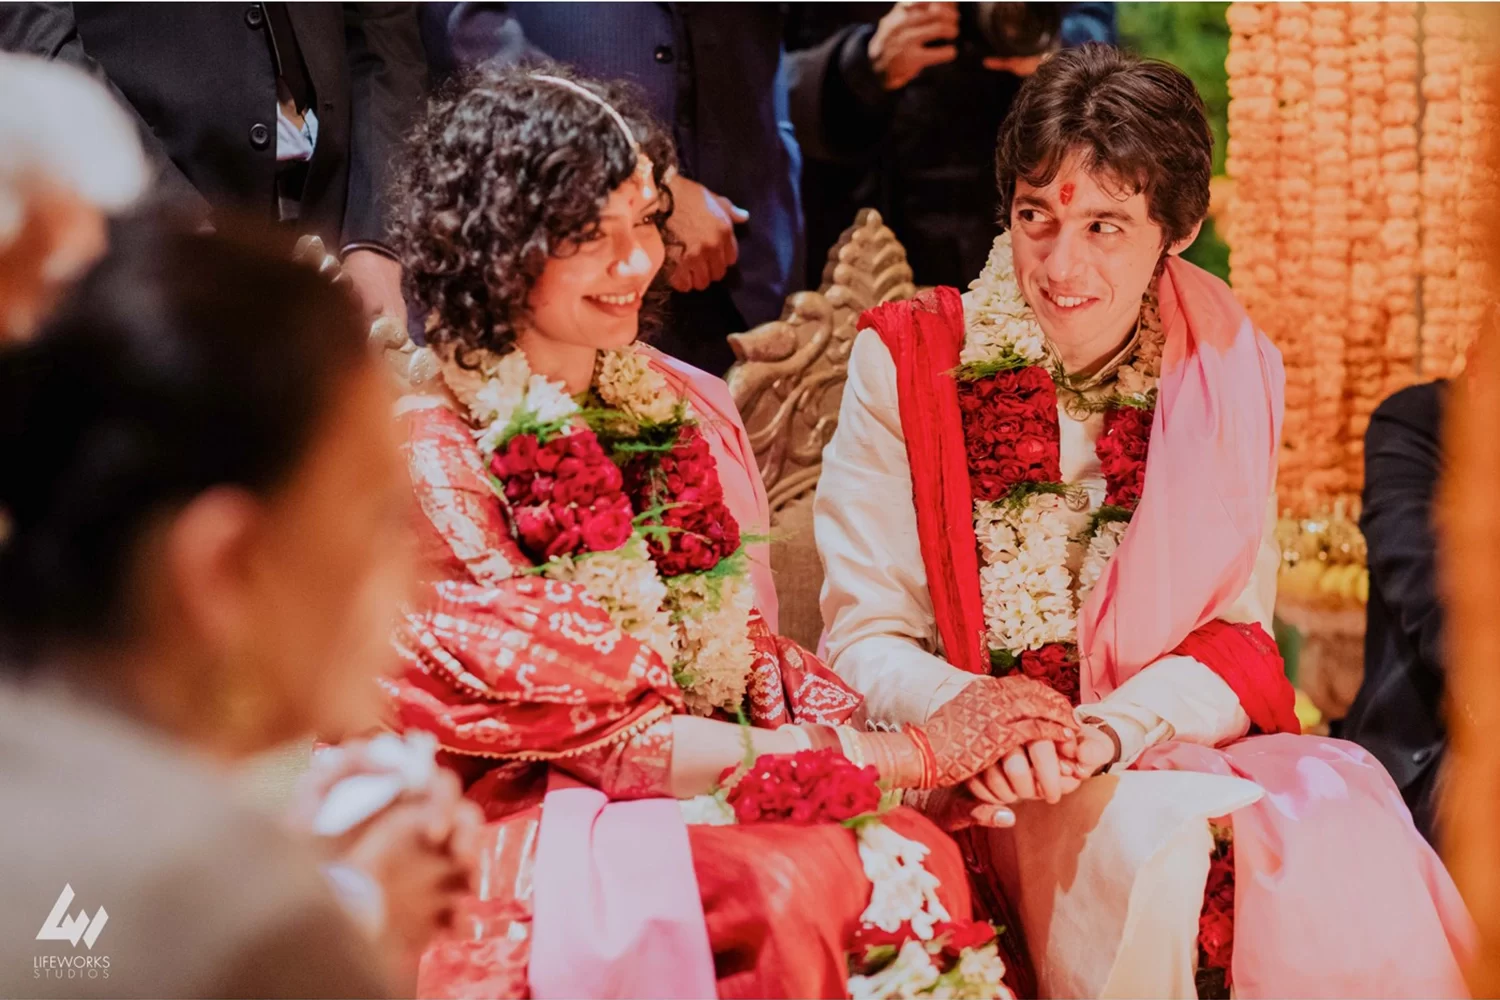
525,179 -> 665,351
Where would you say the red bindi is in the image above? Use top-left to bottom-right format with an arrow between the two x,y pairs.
1059,182 -> 1075,206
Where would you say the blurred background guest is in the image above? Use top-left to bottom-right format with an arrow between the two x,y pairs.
787,1 -> 1114,288
421,2 -> 802,375
1341,380 -> 1450,846
0,53 -> 147,343
0,4 -> 427,329
0,220 -> 477,997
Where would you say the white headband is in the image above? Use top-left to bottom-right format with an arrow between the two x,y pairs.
529,73 -> 660,198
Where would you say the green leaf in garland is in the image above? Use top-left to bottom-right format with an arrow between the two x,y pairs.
989,647 -> 1019,672
997,480 -> 1086,514
1081,504 -> 1135,541
951,354 -> 1033,382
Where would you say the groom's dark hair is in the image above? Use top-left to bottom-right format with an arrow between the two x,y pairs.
995,44 -> 1213,248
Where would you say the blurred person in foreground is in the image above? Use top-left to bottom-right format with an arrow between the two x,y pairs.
0,53 -> 147,343
0,220 -> 480,998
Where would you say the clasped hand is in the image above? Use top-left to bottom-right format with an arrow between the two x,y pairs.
936,724 -> 1116,831
968,723 -> 1116,809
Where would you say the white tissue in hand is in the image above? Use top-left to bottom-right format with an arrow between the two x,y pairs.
313,731 -> 439,837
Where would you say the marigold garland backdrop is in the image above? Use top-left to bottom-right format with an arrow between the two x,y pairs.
1213,2 -> 1499,724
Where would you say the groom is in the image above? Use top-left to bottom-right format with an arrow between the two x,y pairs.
814,43 -> 1467,999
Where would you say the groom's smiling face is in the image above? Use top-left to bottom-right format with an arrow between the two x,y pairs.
1008,152 -> 1196,356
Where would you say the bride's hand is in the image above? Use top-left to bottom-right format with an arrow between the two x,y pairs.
921,674 -> 1079,786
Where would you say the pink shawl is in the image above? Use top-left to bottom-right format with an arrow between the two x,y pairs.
530,774 -> 717,1000
1076,256 -> 1284,701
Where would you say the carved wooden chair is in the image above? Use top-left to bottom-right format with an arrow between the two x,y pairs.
726,209 -> 917,650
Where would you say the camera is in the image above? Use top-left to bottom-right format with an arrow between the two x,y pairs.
958,2 -> 1062,60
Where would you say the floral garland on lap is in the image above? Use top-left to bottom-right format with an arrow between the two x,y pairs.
959,233 -> 1234,993
686,748 -> 1013,1000
442,345 -> 754,717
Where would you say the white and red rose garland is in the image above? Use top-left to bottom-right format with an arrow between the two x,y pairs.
960,233 -> 1235,992
959,231 -> 1162,705
442,345 -> 755,717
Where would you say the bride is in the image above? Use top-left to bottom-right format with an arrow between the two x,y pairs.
384,66 -> 1081,999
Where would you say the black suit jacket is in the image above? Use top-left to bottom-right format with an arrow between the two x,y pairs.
1342,380 -> 1448,842
0,2 -> 425,249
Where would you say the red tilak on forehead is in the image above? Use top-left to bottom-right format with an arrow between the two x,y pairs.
1059,182 -> 1075,206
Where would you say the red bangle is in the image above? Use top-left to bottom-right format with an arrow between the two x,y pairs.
902,724 -> 938,789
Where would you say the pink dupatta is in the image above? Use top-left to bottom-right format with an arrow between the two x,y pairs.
1076,256 -> 1284,700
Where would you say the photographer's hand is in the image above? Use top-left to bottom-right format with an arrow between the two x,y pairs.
869,2 -> 959,91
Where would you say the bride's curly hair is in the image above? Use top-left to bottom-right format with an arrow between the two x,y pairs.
391,64 -> 677,361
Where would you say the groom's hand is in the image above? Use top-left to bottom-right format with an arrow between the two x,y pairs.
966,739 -> 1083,806
1063,722 -> 1121,777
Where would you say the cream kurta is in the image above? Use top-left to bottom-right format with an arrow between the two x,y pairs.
814,326 -> 1275,998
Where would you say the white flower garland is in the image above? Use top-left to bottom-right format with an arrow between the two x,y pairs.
973,493 -> 1084,653
962,233 -> 1165,660
443,345 -> 756,715
848,938 -> 1014,1000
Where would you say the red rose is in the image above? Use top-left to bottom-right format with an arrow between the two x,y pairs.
514,506 -> 559,553
1015,434 -> 1049,464
1099,406 -> 1152,507
543,504 -> 584,558
1197,841 -> 1236,982
580,498 -> 634,552
500,433 -> 540,472
1017,644 -> 1081,706
935,920 -> 997,959
1198,907 -> 1234,974
535,437 -> 566,473
726,749 -> 882,825
651,499 -> 741,576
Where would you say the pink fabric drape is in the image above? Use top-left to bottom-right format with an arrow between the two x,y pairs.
1074,258 -> 1471,997
1076,256 -> 1285,701
644,346 -> 779,632
1139,737 -> 1471,997
529,773 -> 717,1000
